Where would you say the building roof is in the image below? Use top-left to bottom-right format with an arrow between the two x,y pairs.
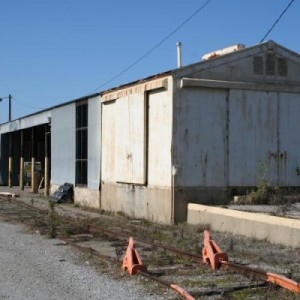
0,92 -> 100,126
101,40 -> 300,94
2,40 -> 300,128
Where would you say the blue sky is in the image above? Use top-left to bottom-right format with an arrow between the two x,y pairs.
0,0 -> 299,123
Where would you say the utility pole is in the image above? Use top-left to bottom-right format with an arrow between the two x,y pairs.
8,94 -> 12,121
0,94 -> 12,122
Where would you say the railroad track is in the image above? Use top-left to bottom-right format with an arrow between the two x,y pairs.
0,195 -> 299,299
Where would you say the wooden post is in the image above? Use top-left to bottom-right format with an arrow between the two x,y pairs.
31,127 -> 37,193
8,157 -> 13,187
20,157 -> 24,190
31,157 -> 37,193
8,133 -> 13,188
44,157 -> 49,196
44,125 -> 50,196
20,130 -> 24,190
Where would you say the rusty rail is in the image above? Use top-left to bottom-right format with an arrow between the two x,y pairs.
1,198 -> 299,295
202,230 -> 300,295
90,225 -> 300,295
221,261 -> 300,294
89,224 -> 202,261
138,271 -> 195,300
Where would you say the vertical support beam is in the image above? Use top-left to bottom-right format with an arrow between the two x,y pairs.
44,156 -> 49,196
8,133 -> 13,188
20,130 -> 24,190
31,157 -> 37,193
9,94 -> 12,122
31,127 -> 37,193
44,125 -> 50,196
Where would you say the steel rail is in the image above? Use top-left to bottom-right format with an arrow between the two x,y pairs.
89,224 -> 300,295
59,236 -> 195,300
221,261 -> 300,294
3,198 -> 48,214
88,224 -> 202,262
138,271 -> 195,300
1,198 -> 299,295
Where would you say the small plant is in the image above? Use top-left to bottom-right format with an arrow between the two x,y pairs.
48,201 -> 58,238
252,160 -> 274,204
296,166 -> 300,176
115,244 -> 123,261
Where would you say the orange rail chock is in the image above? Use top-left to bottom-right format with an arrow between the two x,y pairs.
122,237 -> 147,275
202,230 -> 228,270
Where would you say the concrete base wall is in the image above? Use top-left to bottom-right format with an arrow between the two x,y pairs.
50,184 -> 59,195
174,187 -> 228,223
74,187 -> 100,209
50,184 -> 100,209
101,182 -> 172,224
188,203 -> 300,248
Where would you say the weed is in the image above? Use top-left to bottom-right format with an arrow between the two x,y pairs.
48,201 -> 58,238
116,211 -> 127,217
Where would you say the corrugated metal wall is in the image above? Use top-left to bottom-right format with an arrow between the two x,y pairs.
175,87 -> 300,189
229,90 -> 300,187
228,90 -> 278,186
51,103 -> 76,185
88,96 -> 101,189
51,96 -> 101,190
174,88 -> 228,187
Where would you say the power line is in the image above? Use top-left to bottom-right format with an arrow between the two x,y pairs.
89,0 -> 214,93
260,0 -> 295,43
11,96 -> 44,110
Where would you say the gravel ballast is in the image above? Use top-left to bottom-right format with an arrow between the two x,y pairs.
0,222 -> 162,300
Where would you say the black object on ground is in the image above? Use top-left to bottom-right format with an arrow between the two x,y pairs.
49,183 -> 73,203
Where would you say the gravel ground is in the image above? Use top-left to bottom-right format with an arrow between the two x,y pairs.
0,222 -> 163,300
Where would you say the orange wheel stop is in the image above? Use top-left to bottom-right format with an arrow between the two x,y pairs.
202,230 -> 228,270
122,237 -> 147,275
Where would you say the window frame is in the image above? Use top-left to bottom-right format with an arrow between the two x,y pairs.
75,101 -> 88,187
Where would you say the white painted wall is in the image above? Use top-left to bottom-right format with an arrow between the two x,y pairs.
51,103 -> 76,185
102,94 -> 146,185
148,89 -> 172,187
101,101 -> 116,182
101,84 -> 173,188
115,93 -> 145,184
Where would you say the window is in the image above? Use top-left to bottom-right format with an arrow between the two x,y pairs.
253,56 -> 264,75
266,53 -> 276,75
253,54 -> 288,77
277,58 -> 288,77
76,102 -> 88,186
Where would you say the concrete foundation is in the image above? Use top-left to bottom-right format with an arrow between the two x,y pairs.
74,187 -> 100,209
174,187 -> 228,222
50,184 -> 100,209
188,203 -> 300,248
101,183 -> 172,223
